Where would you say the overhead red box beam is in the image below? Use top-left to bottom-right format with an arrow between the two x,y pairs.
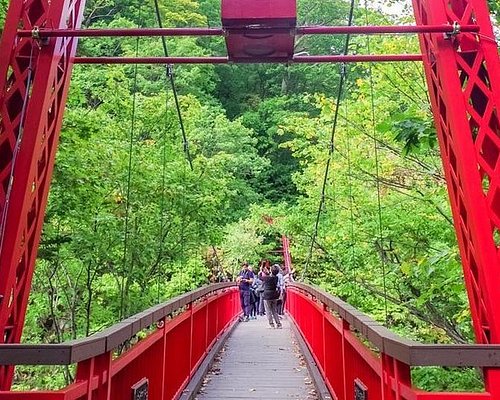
221,0 -> 296,62
17,25 -> 480,38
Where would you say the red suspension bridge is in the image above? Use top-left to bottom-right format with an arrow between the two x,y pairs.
1,0 -> 500,399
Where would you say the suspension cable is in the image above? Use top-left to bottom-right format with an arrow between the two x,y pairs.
153,0 -> 193,171
156,91 -> 170,304
364,1 -> 389,326
345,100 -> 357,283
153,0 -> 193,295
302,0 -> 356,281
180,155 -> 188,294
120,20 -> 141,320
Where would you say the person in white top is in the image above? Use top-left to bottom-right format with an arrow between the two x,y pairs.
280,268 -> 294,314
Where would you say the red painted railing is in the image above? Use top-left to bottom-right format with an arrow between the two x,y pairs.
286,283 -> 500,400
2,281 -> 500,400
0,283 -> 239,399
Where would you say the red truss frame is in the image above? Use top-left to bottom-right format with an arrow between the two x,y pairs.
413,0 -> 500,347
0,0 -> 500,394
413,0 -> 500,395
0,0 -> 86,389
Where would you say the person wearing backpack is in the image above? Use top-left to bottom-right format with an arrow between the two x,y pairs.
261,264 -> 282,329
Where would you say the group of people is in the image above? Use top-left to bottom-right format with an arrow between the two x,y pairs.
236,261 -> 294,329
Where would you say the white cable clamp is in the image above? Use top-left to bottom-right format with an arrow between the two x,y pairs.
31,26 -> 40,40
166,63 -> 174,78
445,21 -> 461,40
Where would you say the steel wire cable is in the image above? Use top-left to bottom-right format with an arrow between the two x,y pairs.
364,1 -> 389,326
120,10 -> 143,319
153,0 -> 193,171
345,100 -> 357,283
156,92 -> 170,304
302,0 -> 356,281
153,0 -> 194,294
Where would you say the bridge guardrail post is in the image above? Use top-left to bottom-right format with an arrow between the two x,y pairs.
380,354 -> 411,400
75,351 -> 112,400
394,359 -> 411,400
188,302 -> 194,379
157,317 -> 167,400
381,353 -> 393,400
205,295 -> 210,355
341,319 -> 349,400
322,303 -> 327,379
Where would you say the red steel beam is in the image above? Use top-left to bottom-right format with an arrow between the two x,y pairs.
74,56 -> 230,64
16,24 -> 480,38
0,0 -> 86,389
297,24 -> 480,34
73,54 -> 422,64
413,0 -> 500,397
20,27 -> 225,37
292,54 -> 423,63
282,235 -> 292,274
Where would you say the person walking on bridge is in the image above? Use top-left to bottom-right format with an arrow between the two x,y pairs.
236,262 -> 254,322
262,264 -> 282,329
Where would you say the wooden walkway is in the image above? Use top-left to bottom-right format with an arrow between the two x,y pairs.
195,316 -> 320,400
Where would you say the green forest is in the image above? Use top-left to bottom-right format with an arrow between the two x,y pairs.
1,0 -> 500,392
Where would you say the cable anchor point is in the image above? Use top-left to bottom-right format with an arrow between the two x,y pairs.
445,21 -> 461,40
31,26 -> 40,40
340,62 -> 347,77
31,26 -> 49,46
166,63 -> 174,78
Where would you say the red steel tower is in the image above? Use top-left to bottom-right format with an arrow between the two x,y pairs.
0,0 -> 86,387
412,0 -> 500,395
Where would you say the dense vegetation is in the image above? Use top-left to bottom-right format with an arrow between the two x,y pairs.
1,0 -> 499,392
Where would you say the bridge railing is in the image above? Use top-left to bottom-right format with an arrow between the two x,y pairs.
0,282 -> 239,399
287,282 -> 500,400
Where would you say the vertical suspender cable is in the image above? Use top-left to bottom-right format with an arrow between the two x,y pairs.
180,146 -> 188,293
345,100 -> 357,283
302,0 -> 356,281
364,1 -> 389,326
157,93 -> 170,304
120,15 -> 142,319
154,0 -> 195,294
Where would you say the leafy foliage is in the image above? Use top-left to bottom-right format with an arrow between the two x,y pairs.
0,0 -> 7,31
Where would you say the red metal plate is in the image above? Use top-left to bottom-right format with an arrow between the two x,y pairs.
225,33 -> 294,62
221,0 -> 296,27
222,0 -> 296,62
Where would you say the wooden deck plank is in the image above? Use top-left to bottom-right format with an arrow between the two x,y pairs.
195,316 -> 319,400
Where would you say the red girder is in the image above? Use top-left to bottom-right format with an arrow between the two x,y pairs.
282,235 -> 292,273
0,0 -> 86,389
73,54 -> 423,64
413,0 -> 500,395
15,24 -> 480,37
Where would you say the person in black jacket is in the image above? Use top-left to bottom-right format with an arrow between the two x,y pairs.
236,262 -> 254,322
261,264 -> 282,328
